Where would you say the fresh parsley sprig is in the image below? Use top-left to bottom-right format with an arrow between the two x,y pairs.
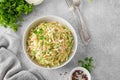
0,0 -> 34,32
78,57 -> 94,73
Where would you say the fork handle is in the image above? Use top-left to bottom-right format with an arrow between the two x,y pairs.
76,7 -> 91,45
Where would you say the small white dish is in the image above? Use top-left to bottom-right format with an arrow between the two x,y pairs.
23,15 -> 78,69
69,67 -> 91,80
25,0 -> 44,5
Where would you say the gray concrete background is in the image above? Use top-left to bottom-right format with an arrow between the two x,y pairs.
1,0 -> 120,80
18,0 -> 120,80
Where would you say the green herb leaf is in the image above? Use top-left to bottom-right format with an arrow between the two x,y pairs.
34,30 -> 38,34
39,28 -> 44,34
0,0 -> 5,2
0,0 -> 34,32
34,28 -> 44,35
39,35 -> 44,40
78,57 -> 94,73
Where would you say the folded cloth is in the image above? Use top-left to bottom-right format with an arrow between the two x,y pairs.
0,29 -> 44,80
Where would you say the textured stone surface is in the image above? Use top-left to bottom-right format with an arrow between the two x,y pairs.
1,0 -> 120,80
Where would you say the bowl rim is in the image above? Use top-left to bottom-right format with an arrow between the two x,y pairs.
23,15 -> 78,69
69,67 -> 91,80
25,0 -> 44,5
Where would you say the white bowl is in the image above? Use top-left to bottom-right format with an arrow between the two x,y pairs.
25,0 -> 44,5
69,67 -> 91,80
23,15 -> 78,69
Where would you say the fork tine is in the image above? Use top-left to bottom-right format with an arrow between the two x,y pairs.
65,0 -> 74,10
65,0 -> 71,8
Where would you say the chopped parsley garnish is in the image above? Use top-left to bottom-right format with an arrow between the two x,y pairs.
0,0 -> 34,31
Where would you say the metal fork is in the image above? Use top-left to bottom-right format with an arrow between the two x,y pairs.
65,0 -> 91,45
